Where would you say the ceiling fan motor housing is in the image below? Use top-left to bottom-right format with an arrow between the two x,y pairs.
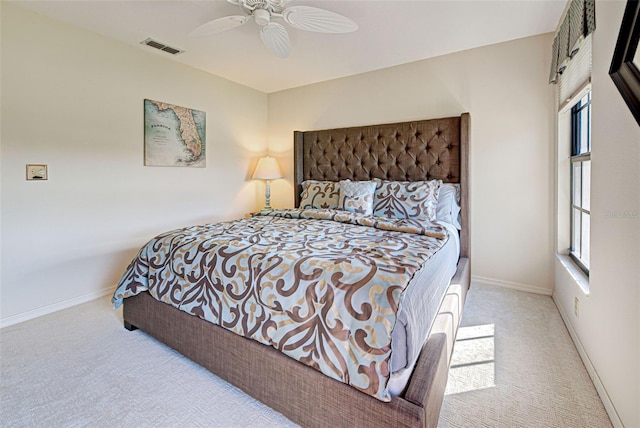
236,0 -> 285,14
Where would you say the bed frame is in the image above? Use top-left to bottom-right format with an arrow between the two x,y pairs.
123,113 -> 471,428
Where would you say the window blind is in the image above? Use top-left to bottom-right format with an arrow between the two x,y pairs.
558,35 -> 592,108
549,0 -> 596,84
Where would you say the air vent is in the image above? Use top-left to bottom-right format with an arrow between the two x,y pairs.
140,38 -> 184,56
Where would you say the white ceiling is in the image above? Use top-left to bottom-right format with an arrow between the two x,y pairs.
10,0 -> 565,93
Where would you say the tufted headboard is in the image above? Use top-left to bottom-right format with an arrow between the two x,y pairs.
293,113 -> 470,258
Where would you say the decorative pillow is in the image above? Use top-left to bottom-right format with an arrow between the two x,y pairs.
299,180 -> 340,209
373,180 -> 442,221
338,180 -> 377,216
436,183 -> 462,229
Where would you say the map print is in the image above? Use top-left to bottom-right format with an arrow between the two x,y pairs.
144,99 -> 206,167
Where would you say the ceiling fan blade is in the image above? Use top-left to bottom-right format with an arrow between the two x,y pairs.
260,22 -> 291,58
189,15 -> 249,37
282,6 -> 358,33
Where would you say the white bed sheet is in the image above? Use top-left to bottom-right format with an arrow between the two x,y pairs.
388,221 -> 460,395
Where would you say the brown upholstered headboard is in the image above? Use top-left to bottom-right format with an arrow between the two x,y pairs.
293,113 -> 470,258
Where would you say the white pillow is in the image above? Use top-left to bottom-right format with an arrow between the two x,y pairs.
436,183 -> 462,229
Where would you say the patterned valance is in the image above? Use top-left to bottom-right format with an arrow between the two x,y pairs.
549,0 -> 596,84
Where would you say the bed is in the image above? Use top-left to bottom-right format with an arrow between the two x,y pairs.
116,113 -> 471,427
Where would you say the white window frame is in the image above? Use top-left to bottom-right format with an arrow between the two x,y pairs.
569,92 -> 591,275
557,84 -> 592,292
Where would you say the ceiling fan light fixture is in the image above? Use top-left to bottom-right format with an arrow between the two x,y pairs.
254,8 -> 271,26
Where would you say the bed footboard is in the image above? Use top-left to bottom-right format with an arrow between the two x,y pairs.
123,257 -> 470,428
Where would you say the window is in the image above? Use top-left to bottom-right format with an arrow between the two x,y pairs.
570,92 -> 591,273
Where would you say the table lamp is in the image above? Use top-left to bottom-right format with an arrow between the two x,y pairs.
252,156 -> 283,210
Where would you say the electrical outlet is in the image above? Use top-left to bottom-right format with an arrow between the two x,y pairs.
574,297 -> 580,318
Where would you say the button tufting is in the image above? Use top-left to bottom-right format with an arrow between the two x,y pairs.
301,118 -> 461,184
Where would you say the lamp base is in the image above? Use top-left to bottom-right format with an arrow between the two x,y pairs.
263,180 -> 272,211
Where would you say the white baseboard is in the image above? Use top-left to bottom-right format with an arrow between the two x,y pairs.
471,275 -> 553,296
552,294 -> 623,428
0,287 -> 113,329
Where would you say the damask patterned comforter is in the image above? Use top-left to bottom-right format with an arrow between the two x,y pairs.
113,209 -> 449,401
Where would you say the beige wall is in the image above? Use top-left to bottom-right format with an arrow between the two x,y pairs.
0,3 -> 268,324
553,2 -> 640,427
268,33 -> 556,295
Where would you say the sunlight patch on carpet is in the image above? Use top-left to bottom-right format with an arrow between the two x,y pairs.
445,324 -> 495,395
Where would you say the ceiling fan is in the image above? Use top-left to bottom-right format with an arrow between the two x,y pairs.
190,0 -> 358,58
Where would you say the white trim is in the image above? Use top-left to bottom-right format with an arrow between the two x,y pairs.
559,81 -> 592,113
552,294 -> 624,428
471,275 -> 552,296
556,253 -> 590,295
0,287 -> 113,329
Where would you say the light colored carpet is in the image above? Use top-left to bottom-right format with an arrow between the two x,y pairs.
0,284 -> 611,427
439,284 -> 612,428
0,296 -> 296,427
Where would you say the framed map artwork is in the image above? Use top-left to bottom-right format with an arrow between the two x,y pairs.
144,99 -> 206,167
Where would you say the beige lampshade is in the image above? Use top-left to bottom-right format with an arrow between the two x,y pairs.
252,156 -> 283,180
